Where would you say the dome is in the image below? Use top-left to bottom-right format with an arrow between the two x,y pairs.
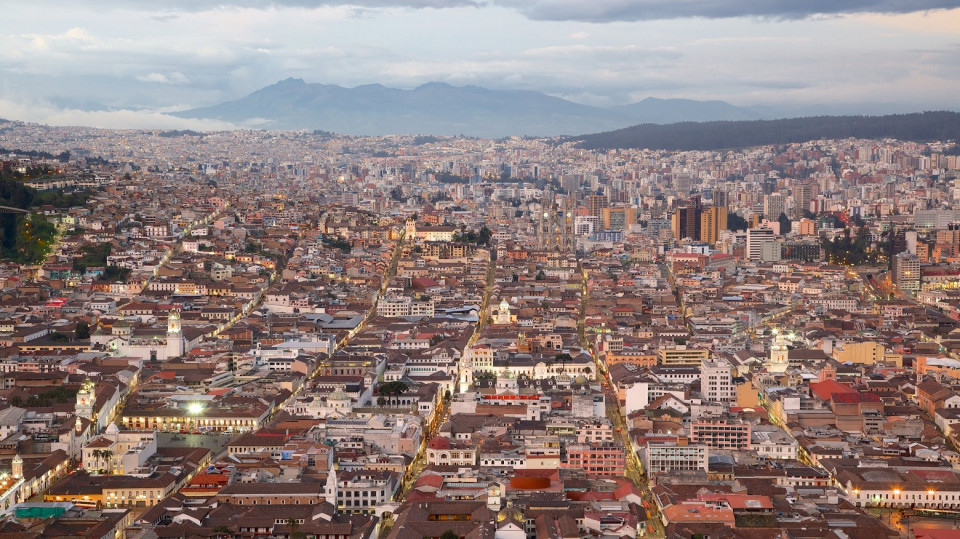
497,505 -> 524,523
328,389 -> 350,402
427,436 -> 451,450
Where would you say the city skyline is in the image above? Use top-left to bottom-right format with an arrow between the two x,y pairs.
1,1 -> 959,130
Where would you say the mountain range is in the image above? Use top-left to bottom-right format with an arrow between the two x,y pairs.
171,78 -> 762,138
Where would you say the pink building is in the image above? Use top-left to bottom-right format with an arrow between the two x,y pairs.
564,443 -> 625,477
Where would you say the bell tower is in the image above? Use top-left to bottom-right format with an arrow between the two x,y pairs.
167,310 -> 182,334
768,332 -> 790,373
167,310 -> 184,358
76,379 -> 95,420
12,454 -> 23,479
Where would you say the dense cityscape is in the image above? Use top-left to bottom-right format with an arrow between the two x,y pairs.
0,117 -> 956,538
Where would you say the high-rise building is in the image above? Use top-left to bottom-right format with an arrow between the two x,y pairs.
601,207 -> 637,231
560,174 -> 579,194
747,226 -> 776,261
701,359 -> 735,404
713,190 -> 728,209
893,252 -> 920,293
700,206 -> 728,244
587,194 -> 608,219
763,193 -> 786,221
671,197 -> 703,241
793,183 -> 816,219
674,173 -> 692,194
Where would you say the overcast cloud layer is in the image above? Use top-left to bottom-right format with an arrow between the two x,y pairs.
1,1 -> 958,129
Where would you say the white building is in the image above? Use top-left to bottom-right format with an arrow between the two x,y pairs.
746,226 -> 776,261
639,442 -> 709,475
701,359 -> 735,404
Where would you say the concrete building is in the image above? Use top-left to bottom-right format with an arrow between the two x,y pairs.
690,416 -> 751,450
700,206 -> 727,245
657,346 -> 709,367
746,227 -> 776,261
639,442 -> 709,475
893,252 -> 921,293
700,359 -> 735,404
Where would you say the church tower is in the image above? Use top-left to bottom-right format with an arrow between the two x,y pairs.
167,310 -> 184,358
76,379 -> 95,420
12,454 -> 22,479
768,332 -> 790,373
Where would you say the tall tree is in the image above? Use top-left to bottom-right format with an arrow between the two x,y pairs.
777,212 -> 792,235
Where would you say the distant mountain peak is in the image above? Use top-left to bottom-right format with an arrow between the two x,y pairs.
172,79 -> 762,137
415,81 -> 454,90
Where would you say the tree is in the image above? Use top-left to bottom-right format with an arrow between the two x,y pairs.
778,212 -> 792,235
441,531 -> 460,539
377,396 -> 386,407
75,321 -> 90,340
477,226 -> 492,246
287,517 -> 305,539
101,450 -> 113,472
474,371 -> 496,382
379,381 -> 409,408
555,353 -> 572,373
727,212 -> 748,232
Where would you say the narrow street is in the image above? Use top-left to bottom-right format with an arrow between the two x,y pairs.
581,260 -> 665,537
397,246 -> 494,502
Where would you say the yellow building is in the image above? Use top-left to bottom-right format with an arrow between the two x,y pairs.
601,207 -> 638,231
797,218 -> 817,236
700,206 -> 728,244
657,346 -> 709,366
736,377 -> 761,408
833,341 -> 900,366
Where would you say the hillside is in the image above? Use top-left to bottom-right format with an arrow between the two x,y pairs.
571,111 -> 960,151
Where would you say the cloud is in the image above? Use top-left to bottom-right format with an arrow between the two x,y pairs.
85,0 -> 481,11
491,0 -> 960,22
136,72 -> 191,85
0,97 -> 241,131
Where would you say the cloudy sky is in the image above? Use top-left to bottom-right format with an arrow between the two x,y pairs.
1,0 -> 959,129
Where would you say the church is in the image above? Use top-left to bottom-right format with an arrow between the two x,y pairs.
91,311 -> 185,362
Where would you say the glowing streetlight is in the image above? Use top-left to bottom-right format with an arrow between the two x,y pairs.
188,402 -> 204,415
893,488 -> 901,496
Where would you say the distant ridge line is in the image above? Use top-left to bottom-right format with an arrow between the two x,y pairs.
570,111 -> 960,151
